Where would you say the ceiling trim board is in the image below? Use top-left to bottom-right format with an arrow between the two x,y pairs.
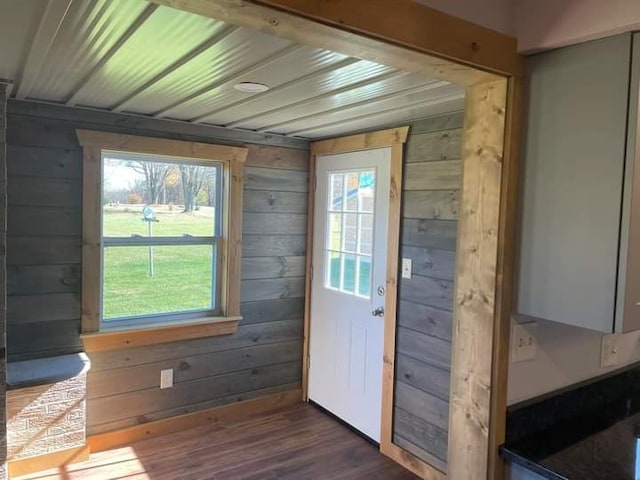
14,0 -> 73,100
152,43 -> 301,118
256,79 -> 450,133
64,3 -> 159,107
223,69 -> 405,129
111,24 -> 239,113
286,92 -> 465,137
7,99 -> 310,150
190,56 -> 360,123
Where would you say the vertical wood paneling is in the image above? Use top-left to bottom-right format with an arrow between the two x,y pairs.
393,111 -> 463,471
5,106 -> 309,432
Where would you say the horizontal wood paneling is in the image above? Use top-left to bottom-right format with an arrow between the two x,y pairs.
245,145 -> 309,170
404,160 -> 461,191
88,318 -> 303,372
7,145 -> 81,179
8,206 -> 80,236
7,292 -> 80,324
244,167 -> 308,192
395,381 -> 449,432
7,264 -> 80,295
7,236 -> 80,265
5,106 -> 309,434
8,177 -> 80,208
398,274 -> 454,311
396,327 -> 451,371
243,234 -> 306,257
240,298 -> 304,325
7,100 -> 309,150
395,353 -> 450,402
88,361 -> 301,426
242,257 -> 306,280
242,213 -> 307,234
241,277 -> 306,303
88,382 -> 301,435
405,130 -> 462,163
393,113 -> 461,468
402,190 -> 458,220
243,190 -> 308,214
88,340 -> 302,399
394,408 -> 448,467
397,300 -> 452,342
401,219 -> 457,251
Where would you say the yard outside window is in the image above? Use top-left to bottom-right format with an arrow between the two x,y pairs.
102,154 -> 223,327
77,130 -> 248,349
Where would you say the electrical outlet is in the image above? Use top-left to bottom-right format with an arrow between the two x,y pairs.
511,322 -> 537,363
401,258 -> 412,279
160,368 -> 174,389
601,334 -> 621,368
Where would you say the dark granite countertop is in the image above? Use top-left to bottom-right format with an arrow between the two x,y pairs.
7,352 -> 91,389
501,364 -> 640,480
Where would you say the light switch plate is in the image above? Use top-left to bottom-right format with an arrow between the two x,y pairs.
160,368 -> 174,389
401,258 -> 412,279
511,322 -> 537,363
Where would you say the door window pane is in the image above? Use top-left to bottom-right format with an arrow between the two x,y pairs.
324,168 -> 376,299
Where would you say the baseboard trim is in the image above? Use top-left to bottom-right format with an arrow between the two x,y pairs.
8,444 -> 90,478
88,388 -> 303,452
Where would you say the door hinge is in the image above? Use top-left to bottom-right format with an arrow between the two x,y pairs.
307,355 -> 311,370
310,265 -> 313,281
313,175 -> 317,192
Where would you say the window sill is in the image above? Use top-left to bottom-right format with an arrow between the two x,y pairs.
80,316 -> 241,352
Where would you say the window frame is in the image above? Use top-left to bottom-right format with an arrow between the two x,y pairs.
77,130 -> 248,351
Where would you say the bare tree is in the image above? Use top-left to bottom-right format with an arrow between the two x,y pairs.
179,165 -> 207,212
128,161 -> 171,204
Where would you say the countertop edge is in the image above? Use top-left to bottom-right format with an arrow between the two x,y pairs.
500,446 -> 569,480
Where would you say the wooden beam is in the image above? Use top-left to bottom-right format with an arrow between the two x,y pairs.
148,0 -> 502,86
311,127 -> 409,155
249,0 -> 520,77
88,389 -> 302,451
488,74 -> 523,480
447,79 -> 508,479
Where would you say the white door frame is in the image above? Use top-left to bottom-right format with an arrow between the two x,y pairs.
302,127 -> 409,452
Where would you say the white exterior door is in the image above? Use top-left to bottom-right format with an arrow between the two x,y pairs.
308,147 -> 390,442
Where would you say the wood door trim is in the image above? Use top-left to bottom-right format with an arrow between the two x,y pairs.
305,129 -> 428,474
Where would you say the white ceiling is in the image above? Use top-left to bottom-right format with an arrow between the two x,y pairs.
0,0 -> 464,140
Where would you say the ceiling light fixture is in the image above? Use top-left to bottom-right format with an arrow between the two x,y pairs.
234,82 -> 270,93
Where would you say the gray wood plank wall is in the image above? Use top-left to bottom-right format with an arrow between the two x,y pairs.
5,101 -> 309,434
393,111 -> 463,472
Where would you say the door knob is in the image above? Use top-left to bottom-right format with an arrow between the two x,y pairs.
371,306 -> 384,317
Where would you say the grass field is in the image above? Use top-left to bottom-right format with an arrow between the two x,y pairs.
102,205 -> 215,320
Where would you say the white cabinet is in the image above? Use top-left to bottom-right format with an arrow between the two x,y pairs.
517,33 -> 640,333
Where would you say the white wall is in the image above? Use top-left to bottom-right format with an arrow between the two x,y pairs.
516,0 -> 640,53
412,0 -> 515,36
414,0 -> 640,52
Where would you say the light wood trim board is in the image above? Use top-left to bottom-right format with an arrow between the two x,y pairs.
8,444 -> 91,478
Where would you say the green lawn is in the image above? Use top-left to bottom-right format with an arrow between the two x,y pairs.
102,205 -> 216,320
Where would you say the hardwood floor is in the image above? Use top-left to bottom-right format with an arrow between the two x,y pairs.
17,403 -> 419,480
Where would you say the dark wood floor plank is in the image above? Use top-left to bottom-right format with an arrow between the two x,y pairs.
17,404 -> 418,480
